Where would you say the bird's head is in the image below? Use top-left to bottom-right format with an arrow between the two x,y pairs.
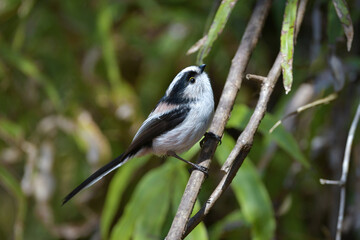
165,64 -> 212,103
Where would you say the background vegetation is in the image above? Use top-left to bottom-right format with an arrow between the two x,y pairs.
0,0 -> 359,239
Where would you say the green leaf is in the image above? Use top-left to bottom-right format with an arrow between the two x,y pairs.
227,104 -> 309,168
327,1 -> 344,46
215,135 -> 275,240
110,162 -> 175,240
209,210 -> 246,240
12,0 -> 36,50
101,156 -> 149,240
196,0 -> 238,64
280,0 -> 298,94
233,160 -> 275,240
260,115 -> 309,168
0,165 -> 27,240
105,141 -> 204,239
97,3 -> 124,90
133,174 -> 171,240
0,118 -> 23,140
109,156 -> 208,240
331,0 -> 354,51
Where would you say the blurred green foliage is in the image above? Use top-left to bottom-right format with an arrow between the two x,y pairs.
0,0 -> 360,239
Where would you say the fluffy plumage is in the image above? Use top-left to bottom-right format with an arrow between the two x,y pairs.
63,64 -> 214,205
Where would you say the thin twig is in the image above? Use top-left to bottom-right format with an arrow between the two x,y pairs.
186,35 -> 208,55
319,179 -> 343,186
320,100 -> 360,240
166,0 -> 273,239
184,0 -> 308,236
269,93 -> 338,133
246,74 -> 267,83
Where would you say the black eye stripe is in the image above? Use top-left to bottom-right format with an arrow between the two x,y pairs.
186,71 -> 197,80
170,71 -> 197,93
163,70 -> 199,103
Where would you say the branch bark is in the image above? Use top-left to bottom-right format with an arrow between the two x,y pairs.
166,0 -> 273,239
320,100 -> 360,240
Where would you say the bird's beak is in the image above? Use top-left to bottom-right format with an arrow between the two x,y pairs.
199,64 -> 206,73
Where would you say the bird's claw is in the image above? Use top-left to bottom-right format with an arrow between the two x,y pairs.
188,165 -> 209,178
200,132 -> 222,148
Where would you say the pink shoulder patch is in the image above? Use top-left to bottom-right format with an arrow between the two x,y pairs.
152,102 -> 177,114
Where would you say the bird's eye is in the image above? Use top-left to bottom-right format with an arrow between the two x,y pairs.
189,77 -> 196,84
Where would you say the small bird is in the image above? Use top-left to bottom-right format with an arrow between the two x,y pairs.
63,64 -> 214,205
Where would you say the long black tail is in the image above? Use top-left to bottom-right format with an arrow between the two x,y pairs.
62,153 -> 128,205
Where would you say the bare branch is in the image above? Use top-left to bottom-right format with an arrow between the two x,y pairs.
320,100 -> 360,240
319,179 -> 343,186
246,73 -> 267,83
269,93 -> 338,133
186,35 -> 207,55
184,0 -> 309,236
166,0 -> 273,238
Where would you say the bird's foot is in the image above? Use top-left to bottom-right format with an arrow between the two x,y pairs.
200,132 -> 222,148
188,164 -> 209,178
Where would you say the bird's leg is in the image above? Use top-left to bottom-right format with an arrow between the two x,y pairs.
200,132 -> 222,148
167,151 -> 208,176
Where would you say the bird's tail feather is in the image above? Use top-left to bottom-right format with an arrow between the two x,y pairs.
62,153 -> 129,205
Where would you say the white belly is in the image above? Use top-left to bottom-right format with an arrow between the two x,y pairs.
152,101 -> 214,155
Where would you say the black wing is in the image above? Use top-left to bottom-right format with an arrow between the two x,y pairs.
125,106 -> 190,155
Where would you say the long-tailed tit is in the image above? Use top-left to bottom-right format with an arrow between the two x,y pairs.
63,64 -> 214,204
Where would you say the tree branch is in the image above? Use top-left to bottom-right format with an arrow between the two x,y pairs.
166,0 -> 273,239
320,100 -> 360,240
184,0 -> 308,236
